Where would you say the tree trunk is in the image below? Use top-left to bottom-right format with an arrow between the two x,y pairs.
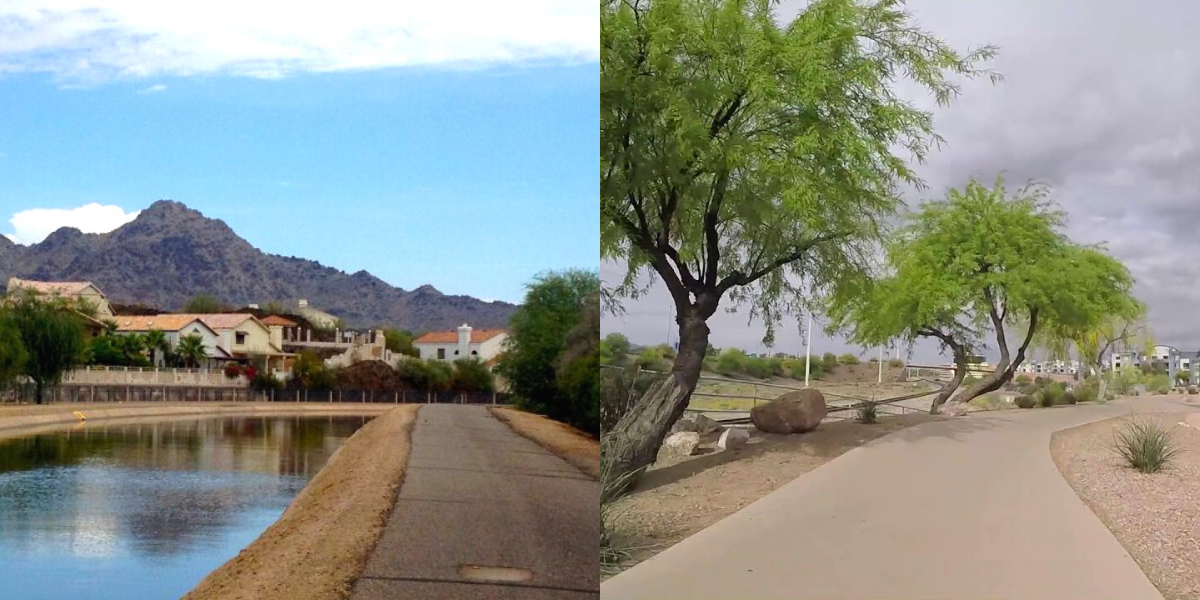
34,381 -> 43,405
930,349 -> 968,414
1092,363 -> 1108,401
602,310 -> 710,486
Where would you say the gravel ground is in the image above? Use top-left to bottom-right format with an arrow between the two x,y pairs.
606,413 -> 937,577
1052,412 -> 1200,600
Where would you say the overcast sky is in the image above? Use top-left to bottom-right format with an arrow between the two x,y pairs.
602,0 -> 1200,364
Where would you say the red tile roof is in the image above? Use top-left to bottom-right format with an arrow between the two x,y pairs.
8,278 -> 99,297
414,328 -> 506,344
115,315 -> 214,333
260,315 -> 298,327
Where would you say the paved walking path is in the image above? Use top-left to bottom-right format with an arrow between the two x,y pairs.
604,396 -> 1199,600
351,405 -> 599,599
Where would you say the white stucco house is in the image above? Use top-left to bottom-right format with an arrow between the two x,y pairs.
413,324 -> 507,364
114,314 -> 223,367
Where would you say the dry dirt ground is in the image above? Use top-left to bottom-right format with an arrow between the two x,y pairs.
606,412 -> 938,576
1052,412 -> 1200,600
489,406 -> 599,479
689,376 -> 935,411
184,405 -> 419,600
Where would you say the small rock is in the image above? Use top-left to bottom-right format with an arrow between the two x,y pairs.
671,417 -> 698,433
694,414 -> 723,435
664,432 -> 700,456
940,402 -> 969,417
717,428 -> 749,451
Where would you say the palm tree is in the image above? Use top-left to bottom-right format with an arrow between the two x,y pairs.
143,329 -> 169,367
177,334 -> 208,369
118,333 -> 147,366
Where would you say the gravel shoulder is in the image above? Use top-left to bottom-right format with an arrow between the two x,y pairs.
489,406 -> 599,479
606,413 -> 937,576
1052,411 -> 1200,600
184,405 -> 420,600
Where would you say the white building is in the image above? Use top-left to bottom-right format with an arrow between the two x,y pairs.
114,315 -> 223,367
413,324 -> 507,364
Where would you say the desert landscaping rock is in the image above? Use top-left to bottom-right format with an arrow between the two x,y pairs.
940,402 -> 969,417
664,431 -> 701,456
693,414 -> 722,435
750,389 -> 827,434
671,417 -> 698,433
717,428 -> 749,451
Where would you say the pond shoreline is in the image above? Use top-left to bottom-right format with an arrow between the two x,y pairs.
0,402 -> 395,442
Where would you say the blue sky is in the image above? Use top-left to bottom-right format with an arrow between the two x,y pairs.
0,1 -> 597,304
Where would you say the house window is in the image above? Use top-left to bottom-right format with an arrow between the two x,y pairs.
236,332 -> 247,345
471,350 -> 478,356
454,350 -> 459,355
437,348 -> 445,360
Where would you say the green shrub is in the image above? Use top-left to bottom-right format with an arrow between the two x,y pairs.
1060,390 -> 1077,405
635,348 -> 667,372
822,352 -> 838,367
856,401 -> 878,424
962,374 -> 979,386
1015,395 -> 1036,409
1112,419 -> 1180,474
1015,374 -> 1032,385
1157,386 -> 1171,395
1033,376 -> 1046,386
838,353 -> 860,365
654,343 -> 677,359
969,396 -> 995,410
715,348 -> 747,375
887,358 -> 904,368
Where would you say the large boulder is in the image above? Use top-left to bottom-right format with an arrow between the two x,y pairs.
664,432 -> 700,456
693,413 -> 723,435
750,389 -> 827,434
670,416 -> 698,433
717,428 -> 750,451
940,401 -> 969,417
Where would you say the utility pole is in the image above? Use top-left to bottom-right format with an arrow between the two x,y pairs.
804,311 -> 813,387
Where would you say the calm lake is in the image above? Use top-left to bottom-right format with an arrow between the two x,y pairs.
0,415 -> 371,600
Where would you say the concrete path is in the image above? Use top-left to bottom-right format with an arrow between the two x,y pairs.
604,396 -> 1199,600
351,405 -> 599,599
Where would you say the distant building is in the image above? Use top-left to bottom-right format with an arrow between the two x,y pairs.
1108,344 -> 1200,386
414,324 -> 507,363
114,315 -> 223,368
295,299 -> 339,329
6,277 -> 115,319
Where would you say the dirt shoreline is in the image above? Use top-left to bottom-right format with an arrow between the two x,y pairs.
1052,412 -> 1200,600
488,406 -> 599,479
184,404 -> 421,600
0,401 -> 394,441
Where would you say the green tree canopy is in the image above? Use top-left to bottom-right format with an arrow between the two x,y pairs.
0,314 -> 28,391
2,292 -> 86,404
497,269 -> 599,432
827,176 -> 1138,410
451,359 -> 496,393
176,333 -> 208,368
600,0 -> 997,476
183,294 -> 224,313
383,329 -> 420,358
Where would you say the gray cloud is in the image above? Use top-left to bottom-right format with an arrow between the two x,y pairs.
602,0 -> 1200,363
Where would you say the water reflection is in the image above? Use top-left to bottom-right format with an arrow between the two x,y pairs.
0,415 -> 369,600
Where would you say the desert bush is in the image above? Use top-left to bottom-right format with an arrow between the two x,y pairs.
838,353 -> 860,365
601,435 -> 645,575
856,401 -> 877,424
636,348 -> 668,372
962,374 -> 979,386
887,358 -> 904,368
1015,395 -> 1036,409
1157,386 -> 1171,395
1112,419 -> 1180,474
1015,374 -> 1032,385
599,366 -> 662,435
1033,376 -> 1046,386
653,343 -> 677,359
1060,390 -> 1077,405
715,348 -> 747,376
250,370 -> 282,392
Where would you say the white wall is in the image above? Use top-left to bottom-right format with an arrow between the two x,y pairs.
416,334 -> 507,362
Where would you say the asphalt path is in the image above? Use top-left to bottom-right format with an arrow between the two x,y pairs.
350,404 -> 599,599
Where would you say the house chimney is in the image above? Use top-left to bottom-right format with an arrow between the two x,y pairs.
457,324 -> 472,359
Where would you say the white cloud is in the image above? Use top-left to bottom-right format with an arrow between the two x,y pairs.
0,1 -> 598,83
137,83 -> 166,93
5,203 -> 140,245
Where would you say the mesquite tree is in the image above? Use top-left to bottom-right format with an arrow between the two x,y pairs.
600,0 -> 998,477
828,176 -> 1138,411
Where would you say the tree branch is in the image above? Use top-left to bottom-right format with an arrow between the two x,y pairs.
716,231 -> 853,292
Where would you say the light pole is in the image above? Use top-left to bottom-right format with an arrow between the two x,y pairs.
878,345 -> 883,383
804,311 -> 813,387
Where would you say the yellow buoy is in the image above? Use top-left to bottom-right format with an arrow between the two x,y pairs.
73,411 -> 86,421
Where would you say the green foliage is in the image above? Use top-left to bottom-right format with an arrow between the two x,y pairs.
261,301 -> 286,315
2,292 -> 87,403
856,401 -> 877,424
183,294 -> 223,313
636,348 -> 668,372
822,353 -> 838,369
602,333 -> 632,365
827,176 -> 1138,404
1016,374 -> 1032,385
1060,390 -> 1077,405
887,358 -> 904,368
962,374 -> 979,386
291,351 -> 337,391
715,348 -> 747,376
1015,395 -> 1036,409
1075,378 -> 1099,403
601,0 -> 999,346
451,359 -> 496,393
1042,381 -> 1066,405
0,315 -> 29,391
251,370 -> 283,392
496,269 -> 599,432
86,333 -> 152,367
654,344 -> 677,360
1175,371 -> 1191,384
176,333 -> 208,368
1113,419 -> 1179,474
395,358 -> 453,392
383,329 -> 420,358
838,353 -> 860,366
1157,386 -> 1171,395
600,366 -> 662,435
